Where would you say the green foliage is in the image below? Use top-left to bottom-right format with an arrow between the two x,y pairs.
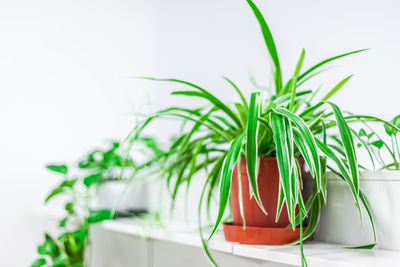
33,139 -> 163,267
83,173 -> 103,187
87,209 -> 113,224
126,1 -> 393,266
31,258 -> 47,267
352,114 -> 400,170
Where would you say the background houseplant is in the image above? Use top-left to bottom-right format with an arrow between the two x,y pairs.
78,140 -> 163,213
31,138 -> 163,267
127,0 -> 400,266
313,114 -> 400,250
31,164 -> 113,267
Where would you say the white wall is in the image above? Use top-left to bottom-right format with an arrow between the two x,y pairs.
0,0 -> 156,265
2,0 -> 400,266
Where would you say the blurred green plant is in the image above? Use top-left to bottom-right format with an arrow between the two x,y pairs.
31,138 -> 163,267
127,0 -> 400,266
31,164 -> 112,267
348,114 -> 400,170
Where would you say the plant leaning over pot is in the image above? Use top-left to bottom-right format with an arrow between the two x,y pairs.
126,0 -> 400,266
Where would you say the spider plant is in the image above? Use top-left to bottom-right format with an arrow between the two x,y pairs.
127,0 -> 399,265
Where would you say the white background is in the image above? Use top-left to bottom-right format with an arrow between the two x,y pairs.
1,0 -> 400,265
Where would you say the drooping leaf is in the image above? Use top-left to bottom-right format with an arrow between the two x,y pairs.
328,102 -> 359,195
45,187 -> 64,203
274,108 -> 323,196
59,178 -> 78,189
315,138 -> 361,216
209,134 -> 244,240
246,92 -> 265,212
141,77 -> 243,128
270,112 -> 296,224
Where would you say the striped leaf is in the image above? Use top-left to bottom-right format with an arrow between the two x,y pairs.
270,112 -> 296,224
209,134 -> 244,240
247,0 -> 282,94
246,92 -> 266,212
328,102 -> 360,195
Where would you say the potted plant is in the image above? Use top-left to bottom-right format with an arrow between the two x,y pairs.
31,164 -> 114,267
78,139 -> 163,213
314,115 -> 400,251
128,0 -> 398,265
31,137 -> 163,267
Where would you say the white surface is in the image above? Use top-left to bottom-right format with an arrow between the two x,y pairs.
314,171 -> 400,250
100,219 -> 400,267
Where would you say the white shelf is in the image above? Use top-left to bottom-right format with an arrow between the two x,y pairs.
101,219 -> 400,267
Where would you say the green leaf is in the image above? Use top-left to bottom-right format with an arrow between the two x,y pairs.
65,202 -> 74,214
59,178 -> 78,189
358,190 -> 377,243
314,138 -> 361,216
209,134 -> 244,240
46,164 -> 68,175
328,102 -> 359,195
246,92 -> 265,212
37,240 -> 55,255
298,49 -> 367,81
384,115 -> 400,136
371,140 -> 384,149
345,243 -> 376,250
274,108 -> 323,197
83,173 -> 103,187
289,49 -> 306,110
359,129 -> 367,137
59,217 -> 68,228
345,115 -> 400,133
351,129 -> 376,170
223,76 -> 249,111
88,209 -> 113,224
31,258 -> 46,267
270,112 -> 296,225
247,0 -> 282,93
142,77 -> 242,128
45,187 -> 64,203
320,75 -> 353,102
51,255 -> 68,267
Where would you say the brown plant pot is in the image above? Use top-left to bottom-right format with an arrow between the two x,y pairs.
223,157 -> 306,245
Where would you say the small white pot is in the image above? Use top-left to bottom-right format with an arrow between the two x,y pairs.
313,171 -> 400,251
93,179 -> 148,211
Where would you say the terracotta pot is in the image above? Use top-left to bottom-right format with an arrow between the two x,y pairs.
223,157 -> 306,245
